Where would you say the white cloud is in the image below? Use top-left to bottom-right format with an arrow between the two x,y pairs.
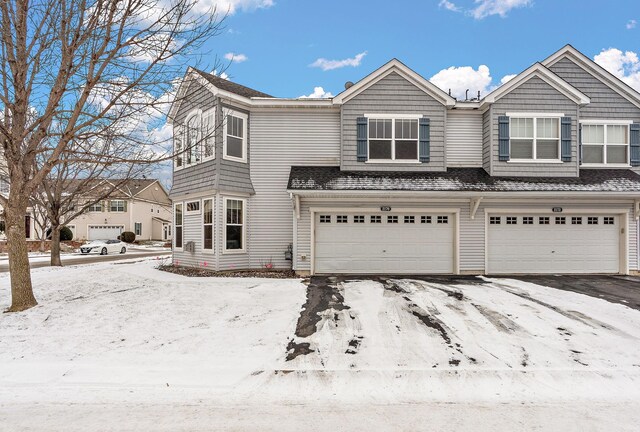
430,65 -> 493,99
594,47 -> 640,91
310,51 -> 367,71
500,74 -> 517,84
197,0 -> 274,15
470,0 -> 532,19
299,87 -> 334,98
627,19 -> 637,30
224,52 -> 248,63
211,69 -> 229,80
439,0 -> 461,12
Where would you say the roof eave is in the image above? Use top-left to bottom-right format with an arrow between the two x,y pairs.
332,59 -> 456,107
287,189 -> 640,198
542,45 -> 640,109
481,63 -> 590,108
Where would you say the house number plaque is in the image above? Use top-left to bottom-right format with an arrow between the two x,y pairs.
380,206 -> 392,211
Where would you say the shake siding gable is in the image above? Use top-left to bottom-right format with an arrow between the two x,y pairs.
171,80 -> 217,197
218,103 -> 255,194
490,76 -> 579,177
341,72 -> 447,172
548,57 -> 640,120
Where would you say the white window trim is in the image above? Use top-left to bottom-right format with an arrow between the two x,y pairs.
365,115 -> 420,163
174,202 -> 183,251
222,108 -> 248,163
185,199 -> 201,215
202,107 -> 216,162
506,112 -> 565,118
509,116 -> 562,162
110,200 -> 126,212
184,109 -> 203,168
87,203 -> 102,212
580,121 -> 631,166
174,123 -> 184,171
222,196 -> 246,254
175,108 -> 205,171
134,222 -> 142,236
202,197 -> 215,254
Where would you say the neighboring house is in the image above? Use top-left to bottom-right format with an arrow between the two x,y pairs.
0,166 -> 37,241
168,45 -> 640,275
60,179 -> 172,242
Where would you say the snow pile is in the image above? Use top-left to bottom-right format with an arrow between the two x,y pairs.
1,261 -> 640,430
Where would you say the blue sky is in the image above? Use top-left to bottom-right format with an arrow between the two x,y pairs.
200,0 -> 640,99
155,0 -> 639,186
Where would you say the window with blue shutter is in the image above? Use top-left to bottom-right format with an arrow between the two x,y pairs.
498,116 -> 510,161
561,117 -> 572,162
419,117 -> 430,163
356,117 -> 368,161
631,123 -> 640,167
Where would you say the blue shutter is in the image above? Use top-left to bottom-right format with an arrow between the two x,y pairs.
561,116 -> 572,162
578,123 -> 583,164
631,123 -> 640,167
498,116 -> 510,161
419,117 -> 430,163
356,117 -> 368,162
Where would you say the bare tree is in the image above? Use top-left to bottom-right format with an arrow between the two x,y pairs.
0,0 -> 224,311
33,147 -> 153,266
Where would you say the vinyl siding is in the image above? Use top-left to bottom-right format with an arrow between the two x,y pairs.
341,72 -> 447,172
173,212 -> 204,268
171,80 -> 217,197
446,111 -> 483,167
482,106 -> 492,173
549,57 -> 640,120
295,198 -> 637,274
249,109 -> 341,270
490,76 -> 579,177
218,103 -> 255,195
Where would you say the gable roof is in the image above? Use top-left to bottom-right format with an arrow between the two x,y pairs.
542,44 -> 640,109
332,59 -> 457,107
168,68 -> 273,123
481,62 -> 590,108
191,68 -> 273,99
287,166 -> 640,194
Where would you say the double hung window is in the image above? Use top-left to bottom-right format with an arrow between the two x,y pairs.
368,117 -> 419,161
510,117 -> 560,160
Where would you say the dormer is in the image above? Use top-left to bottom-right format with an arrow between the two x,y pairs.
333,59 -> 455,173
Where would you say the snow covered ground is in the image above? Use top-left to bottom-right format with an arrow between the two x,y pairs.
1,260 -> 639,431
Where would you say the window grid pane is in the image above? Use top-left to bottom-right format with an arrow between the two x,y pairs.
421,215 -> 432,224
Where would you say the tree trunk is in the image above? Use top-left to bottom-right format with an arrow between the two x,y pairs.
50,225 -> 62,266
5,205 -> 38,312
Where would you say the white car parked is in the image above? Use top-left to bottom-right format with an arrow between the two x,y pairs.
79,239 -> 127,255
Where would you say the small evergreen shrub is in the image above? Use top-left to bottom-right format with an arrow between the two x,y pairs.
120,231 -> 136,243
60,226 -> 73,241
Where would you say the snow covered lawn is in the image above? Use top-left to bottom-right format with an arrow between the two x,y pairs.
1,260 -> 640,431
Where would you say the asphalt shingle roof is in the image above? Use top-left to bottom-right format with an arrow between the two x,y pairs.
287,166 -> 640,193
193,69 -> 273,98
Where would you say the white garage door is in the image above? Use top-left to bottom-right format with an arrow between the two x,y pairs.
314,212 -> 455,274
88,225 -> 124,241
487,214 -> 620,274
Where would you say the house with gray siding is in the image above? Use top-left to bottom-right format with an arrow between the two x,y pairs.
168,45 -> 640,275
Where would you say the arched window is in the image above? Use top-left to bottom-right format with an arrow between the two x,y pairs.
185,112 -> 201,165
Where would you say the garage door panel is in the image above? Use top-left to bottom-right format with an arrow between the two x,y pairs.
314,212 -> 455,274
488,214 -> 619,274
88,225 -> 124,241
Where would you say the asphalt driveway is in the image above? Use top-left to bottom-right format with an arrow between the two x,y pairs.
310,274 -> 640,311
